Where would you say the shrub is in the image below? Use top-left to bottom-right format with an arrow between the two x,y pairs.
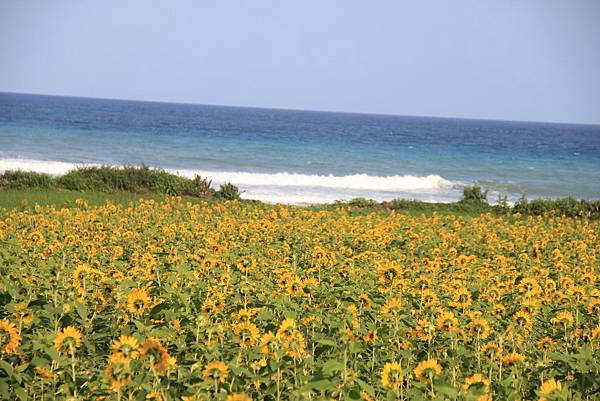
192,175 -> 214,196
0,170 -> 56,189
348,198 -> 379,208
461,185 -> 488,204
217,182 -> 241,200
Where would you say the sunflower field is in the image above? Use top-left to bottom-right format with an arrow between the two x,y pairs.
0,197 -> 599,401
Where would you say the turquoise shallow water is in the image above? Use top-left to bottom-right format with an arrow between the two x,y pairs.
1,92 -> 599,203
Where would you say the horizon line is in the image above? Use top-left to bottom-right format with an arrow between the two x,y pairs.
2,90 -> 599,127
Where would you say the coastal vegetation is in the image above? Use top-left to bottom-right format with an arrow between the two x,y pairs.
1,166 -> 599,218
0,194 -> 598,400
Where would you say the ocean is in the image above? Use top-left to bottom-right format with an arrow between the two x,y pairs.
1,92 -> 599,204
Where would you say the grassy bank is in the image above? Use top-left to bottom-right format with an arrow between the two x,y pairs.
1,166 -> 599,218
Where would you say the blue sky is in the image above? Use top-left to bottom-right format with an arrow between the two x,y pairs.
1,0 -> 599,124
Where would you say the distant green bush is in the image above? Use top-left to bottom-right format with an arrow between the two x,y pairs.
0,170 -> 56,189
347,197 -> 380,208
460,185 -> 488,204
513,195 -> 600,218
0,166 -> 215,198
217,182 -> 241,200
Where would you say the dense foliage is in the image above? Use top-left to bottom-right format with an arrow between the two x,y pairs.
0,197 -> 599,400
0,167 -> 241,200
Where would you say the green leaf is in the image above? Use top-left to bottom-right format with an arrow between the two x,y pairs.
434,380 -> 458,399
322,359 -> 344,376
316,338 -> 337,347
300,379 -> 335,392
356,378 -> 376,397
0,380 -> 8,399
75,302 -> 88,320
0,360 -> 13,377
149,302 -> 170,318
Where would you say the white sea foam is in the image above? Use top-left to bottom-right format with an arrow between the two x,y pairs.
0,158 -> 98,175
0,158 -> 459,204
173,169 -> 453,192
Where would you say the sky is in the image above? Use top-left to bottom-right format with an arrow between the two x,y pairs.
1,0 -> 599,124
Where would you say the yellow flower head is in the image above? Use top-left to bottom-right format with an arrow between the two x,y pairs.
226,394 -> 252,401
0,320 -> 21,354
35,366 -> 54,379
104,352 -> 132,392
282,330 -> 306,358
233,321 -> 260,348
380,297 -> 402,316
381,362 -> 404,389
127,288 -> 151,315
203,361 -> 229,383
463,373 -> 490,392
139,337 -> 176,374
468,318 -> 491,339
259,332 -> 281,359
501,352 -> 526,366
538,379 -> 561,401
111,335 -> 139,357
54,326 -> 82,354
553,311 -> 574,327
414,359 -> 442,384
276,318 -> 297,339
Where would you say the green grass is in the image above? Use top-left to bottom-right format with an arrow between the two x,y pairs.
1,167 -> 598,218
0,189 -> 166,210
0,165 -> 241,200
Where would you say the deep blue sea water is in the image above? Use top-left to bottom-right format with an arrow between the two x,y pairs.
1,92 -> 599,204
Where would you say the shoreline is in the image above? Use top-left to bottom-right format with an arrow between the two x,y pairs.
1,165 -> 599,218
1,159 -> 597,205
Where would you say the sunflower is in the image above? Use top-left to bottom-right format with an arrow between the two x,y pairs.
139,337 -> 176,374
360,391 -> 375,401
276,318 -> 297,339
436,311 -> 459,332
420,288 -> 438,308
591,325 -> 600,343
380,297 -> 402,316
415,320 -> 436,341
35,366 -> 54,379
203,361 -> 229,383
553,311 -> 574,327
537,336 -> 557,351
586,298 -> 600,315
538,379 -> 561,401
512,310 -> 533,331
54,326 -> 82,354
73,264 -> 94,297
225,394 -> 252,401
501,352 -> 526,367
363,331 -> 378,345
282,330 -> 306,358
236,256 -> 256,274
127,287 -> 151,315
27,230 -> 46,246
463,373 -> 490,393
111,335 -> 139,358
467,318 -> 491,339
381,362 -> 404,389
145,392 -> 163,401
0,320 -> 21,354
13,303 -> 34,326
414,359 -> 442,384
449,288 -> 472,309
259,332 -> 281,359
233,321 -> 260,348
104,352 -> 132,392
